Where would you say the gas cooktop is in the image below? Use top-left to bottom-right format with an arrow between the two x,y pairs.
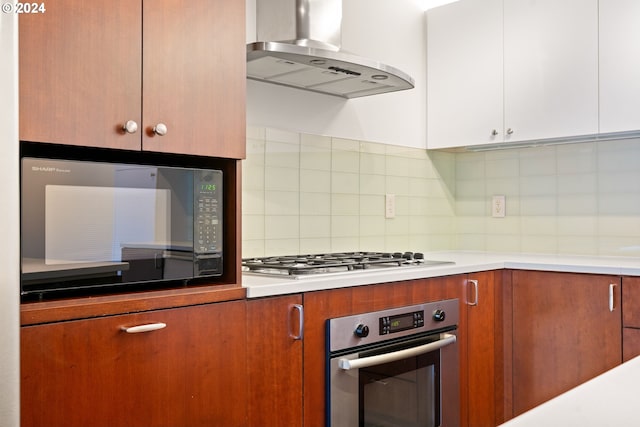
241,252 -> 454,278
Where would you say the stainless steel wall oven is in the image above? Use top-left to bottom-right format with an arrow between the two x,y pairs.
326,299 -> 459,427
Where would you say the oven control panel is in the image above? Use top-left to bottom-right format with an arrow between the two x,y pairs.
379,310 -> 424,335
327,299 -> 459,352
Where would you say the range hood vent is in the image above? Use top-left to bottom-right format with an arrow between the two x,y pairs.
247,0 -> 415,99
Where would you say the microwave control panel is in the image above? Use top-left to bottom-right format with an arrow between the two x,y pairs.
194,170 -> 223,256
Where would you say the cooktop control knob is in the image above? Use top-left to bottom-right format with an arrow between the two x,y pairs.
433,309 -> 446,322
354,324 -> 370,338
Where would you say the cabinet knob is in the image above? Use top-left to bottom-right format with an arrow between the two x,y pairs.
491,129 -> 499,136
153,123 -> 168,136
122,120 -> 138,134
506,128 -> 514,135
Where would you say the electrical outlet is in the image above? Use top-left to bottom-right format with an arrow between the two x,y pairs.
492,195 -> 506,218
385,194 -> 396,218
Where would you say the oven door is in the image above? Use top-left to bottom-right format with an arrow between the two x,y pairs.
328,331 -> 459,427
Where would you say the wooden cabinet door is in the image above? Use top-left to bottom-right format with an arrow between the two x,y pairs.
21,301 -> 248,427
623,276 -> 640,328
503,0 -> 599,142
599,0 -> 640,133
19,0 -> 142,150
511,271 -> 621,416
142,0 -> 246,158
623,328 -> 640,362
460,271 -> 499,427
426,0 -> 504,149
622,276 -> 640,361
247,295 -> 303,427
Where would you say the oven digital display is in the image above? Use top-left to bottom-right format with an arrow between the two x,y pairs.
380,310 -> 424,335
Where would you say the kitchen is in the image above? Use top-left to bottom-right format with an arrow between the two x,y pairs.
3,0 -> 640,426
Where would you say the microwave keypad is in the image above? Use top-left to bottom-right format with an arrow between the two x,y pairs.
196,197 -> 218,253
195,170 -> 222,255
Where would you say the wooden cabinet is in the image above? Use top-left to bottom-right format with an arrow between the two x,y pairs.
301,273 -> 507,427
302,276 -> 461,427
623,328 -> 640,362
19,0 -> 245,159
21,300 -> 248,427
510,271 -> 622,416
460,270 -> 504,427
622,276 -> 640,361
427,0 -> 598,149
599,0 -> 640,133
19,0 -> 140,151
247,295 -> 303,427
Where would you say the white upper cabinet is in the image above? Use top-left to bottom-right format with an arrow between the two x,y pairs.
599,0 -> 640,133
427,0 -> 599,149
503,0 -> 598,143
426,0 -> 503,149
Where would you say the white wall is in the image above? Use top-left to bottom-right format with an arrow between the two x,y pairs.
0,11 -> 21,427
246,0 -> 428,149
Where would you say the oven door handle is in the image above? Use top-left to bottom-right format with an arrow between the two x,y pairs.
338,333 -> 457,370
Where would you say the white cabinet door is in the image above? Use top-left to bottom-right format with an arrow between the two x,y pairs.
426,0 -> 503,149
599,0 -> 640,133
503,0 -> 599,142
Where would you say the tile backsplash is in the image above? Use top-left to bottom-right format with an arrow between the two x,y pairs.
243,127 -> 456,257
243,127 -> 640,258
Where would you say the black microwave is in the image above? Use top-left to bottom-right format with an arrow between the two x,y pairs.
20,157 -> 223,298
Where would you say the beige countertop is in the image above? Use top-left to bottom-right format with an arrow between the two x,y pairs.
242,251 -> 640,298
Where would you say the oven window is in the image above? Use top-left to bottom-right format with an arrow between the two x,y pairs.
358,350 -> 440,427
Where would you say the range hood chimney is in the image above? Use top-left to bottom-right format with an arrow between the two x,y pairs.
247,0 -> 415,98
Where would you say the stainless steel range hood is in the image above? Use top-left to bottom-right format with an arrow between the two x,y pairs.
247,0 -> 415,99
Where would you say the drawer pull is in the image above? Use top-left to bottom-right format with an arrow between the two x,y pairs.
289,304 -> 304,340
121,323 -> 167,334
609,284 -> 616,312
466,279 -> 479,306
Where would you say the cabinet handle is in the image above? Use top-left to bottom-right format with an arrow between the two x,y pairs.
466,279 -> 479,306
609,283 -> 616,312
152,123 -> 168,136
121,322 -> 167,334
491,129 -> 499,136
122,120 -> 139,134
289,304 -> 304,340
506,128 -> 514,135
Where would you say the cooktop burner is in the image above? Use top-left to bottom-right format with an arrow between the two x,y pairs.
242,252 -> 454,278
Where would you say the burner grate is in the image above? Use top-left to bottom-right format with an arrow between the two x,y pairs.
242,252 -> 430,276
